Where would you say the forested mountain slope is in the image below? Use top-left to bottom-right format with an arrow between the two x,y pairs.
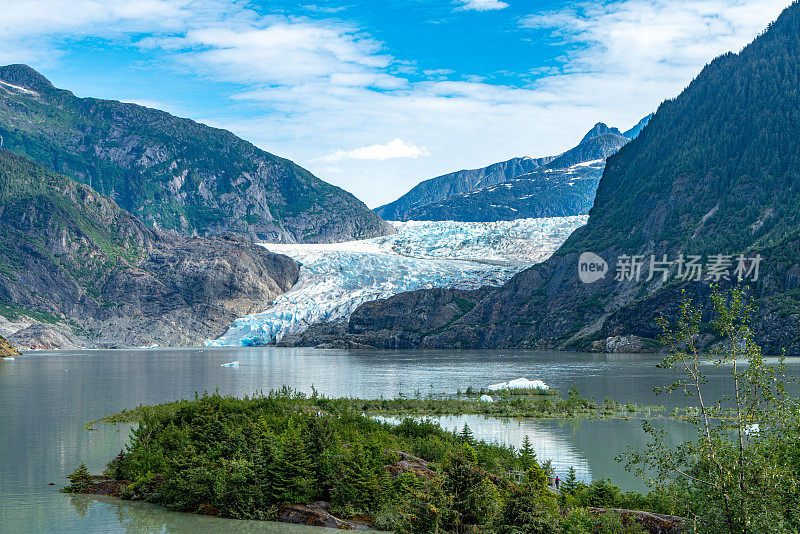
0,65 -> 391,243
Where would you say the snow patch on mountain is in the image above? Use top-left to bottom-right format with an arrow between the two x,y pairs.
206,216 -> 587,347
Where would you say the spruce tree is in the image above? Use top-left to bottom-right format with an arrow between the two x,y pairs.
561,466 -> 578,495
519,435 -> 537,471
272,423 -> 315,504
63,462 -> 93,493
459,423 -> 474,445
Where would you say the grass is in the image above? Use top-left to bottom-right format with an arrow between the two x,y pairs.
83,387 -> 691,431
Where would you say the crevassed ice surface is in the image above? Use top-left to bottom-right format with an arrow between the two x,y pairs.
207,216 -> 587,346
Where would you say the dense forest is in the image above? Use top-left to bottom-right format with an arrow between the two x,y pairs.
66,390 -> 668,533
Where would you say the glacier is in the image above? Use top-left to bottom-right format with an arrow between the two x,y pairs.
206,216 -> 587,347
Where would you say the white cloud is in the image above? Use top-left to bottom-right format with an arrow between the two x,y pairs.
318,138 -> 431,162
178,23 -> 393,85
521,0 -> 792,97
455,0 -> 509,11
0,0 -> 793,207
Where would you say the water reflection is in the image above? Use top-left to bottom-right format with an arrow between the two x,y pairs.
66,494 -> 357,533
2,348 -> 793,532
379,415 -> 693,491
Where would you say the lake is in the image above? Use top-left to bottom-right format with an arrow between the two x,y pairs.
0,347 -> 784,533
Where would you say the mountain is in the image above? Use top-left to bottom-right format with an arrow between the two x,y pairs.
300,1 -> 800,354
374,156 -> 552,221
0,149 -> 299,348
0,64 -> 391,243
374,121 -> 640,222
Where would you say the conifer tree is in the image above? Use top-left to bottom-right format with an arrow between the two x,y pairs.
272,423 -> 315,504
519,435 -> 537,471
63,461 -> 93,492
561,466 -> 578,495
459,423 -> 474,445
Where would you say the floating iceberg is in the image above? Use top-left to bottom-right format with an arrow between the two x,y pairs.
207,217 -> 587,347
220,361 -> 240,368
479,395 -> 494,403
2,357 -> 15,361
488,378 -> 549,391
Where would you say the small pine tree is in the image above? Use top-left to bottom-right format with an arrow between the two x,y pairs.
459,423 -> 474,445
63,462 -> 93,493
561,466 -> 578,495
519,435 -> 538,471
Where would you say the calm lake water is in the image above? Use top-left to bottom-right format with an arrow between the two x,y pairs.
1,347 -> 791,533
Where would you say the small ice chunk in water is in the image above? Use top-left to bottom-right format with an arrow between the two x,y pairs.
488,378 -> 549,391
507,378 -> 549,390
221,361 -> 240,368
3,357 -> 15,361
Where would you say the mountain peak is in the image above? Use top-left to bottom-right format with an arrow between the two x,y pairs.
0,64 -> 54,92
579,122 -> 622,144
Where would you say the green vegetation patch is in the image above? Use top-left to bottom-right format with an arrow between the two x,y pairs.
71,389 -> 666,533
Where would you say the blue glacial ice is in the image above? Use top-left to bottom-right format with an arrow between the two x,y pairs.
206,216 -> 587,347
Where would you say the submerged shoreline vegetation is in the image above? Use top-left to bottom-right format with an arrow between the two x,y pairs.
68,390 -> 678,533
85,386 -> 676,431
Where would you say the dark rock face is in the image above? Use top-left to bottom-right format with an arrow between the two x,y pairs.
0,64 -> 391,243
278,501 -> 371,530
307,3 -> 800,355
374,122 -> 640,223
386,450 -> 436,480
0,149 -> 300,348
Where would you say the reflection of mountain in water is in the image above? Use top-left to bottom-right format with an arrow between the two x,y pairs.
382,414 -> 695,492
430,415 -> 592,482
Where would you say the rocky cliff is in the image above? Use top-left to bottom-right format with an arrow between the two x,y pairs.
0,149 -> 300,348
303,2 -> 800,354
0,64 -> 391,243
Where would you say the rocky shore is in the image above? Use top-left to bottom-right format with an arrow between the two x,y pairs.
0,334 -> 20,357
69,473 -> 685,533
66,449 -> 438,531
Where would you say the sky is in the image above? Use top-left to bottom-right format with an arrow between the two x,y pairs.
0,0 -> 793,207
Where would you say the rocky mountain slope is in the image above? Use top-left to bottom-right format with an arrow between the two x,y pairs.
0,149 -> 299,348
374,156 -> 553,220
303,1 -> 800,354
374,121 -> 646,222
0,65 -> 391,243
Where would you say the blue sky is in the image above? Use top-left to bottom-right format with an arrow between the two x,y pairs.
0,0 -> 792,207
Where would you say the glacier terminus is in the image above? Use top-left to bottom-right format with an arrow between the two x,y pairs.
207,217 -> 587,347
